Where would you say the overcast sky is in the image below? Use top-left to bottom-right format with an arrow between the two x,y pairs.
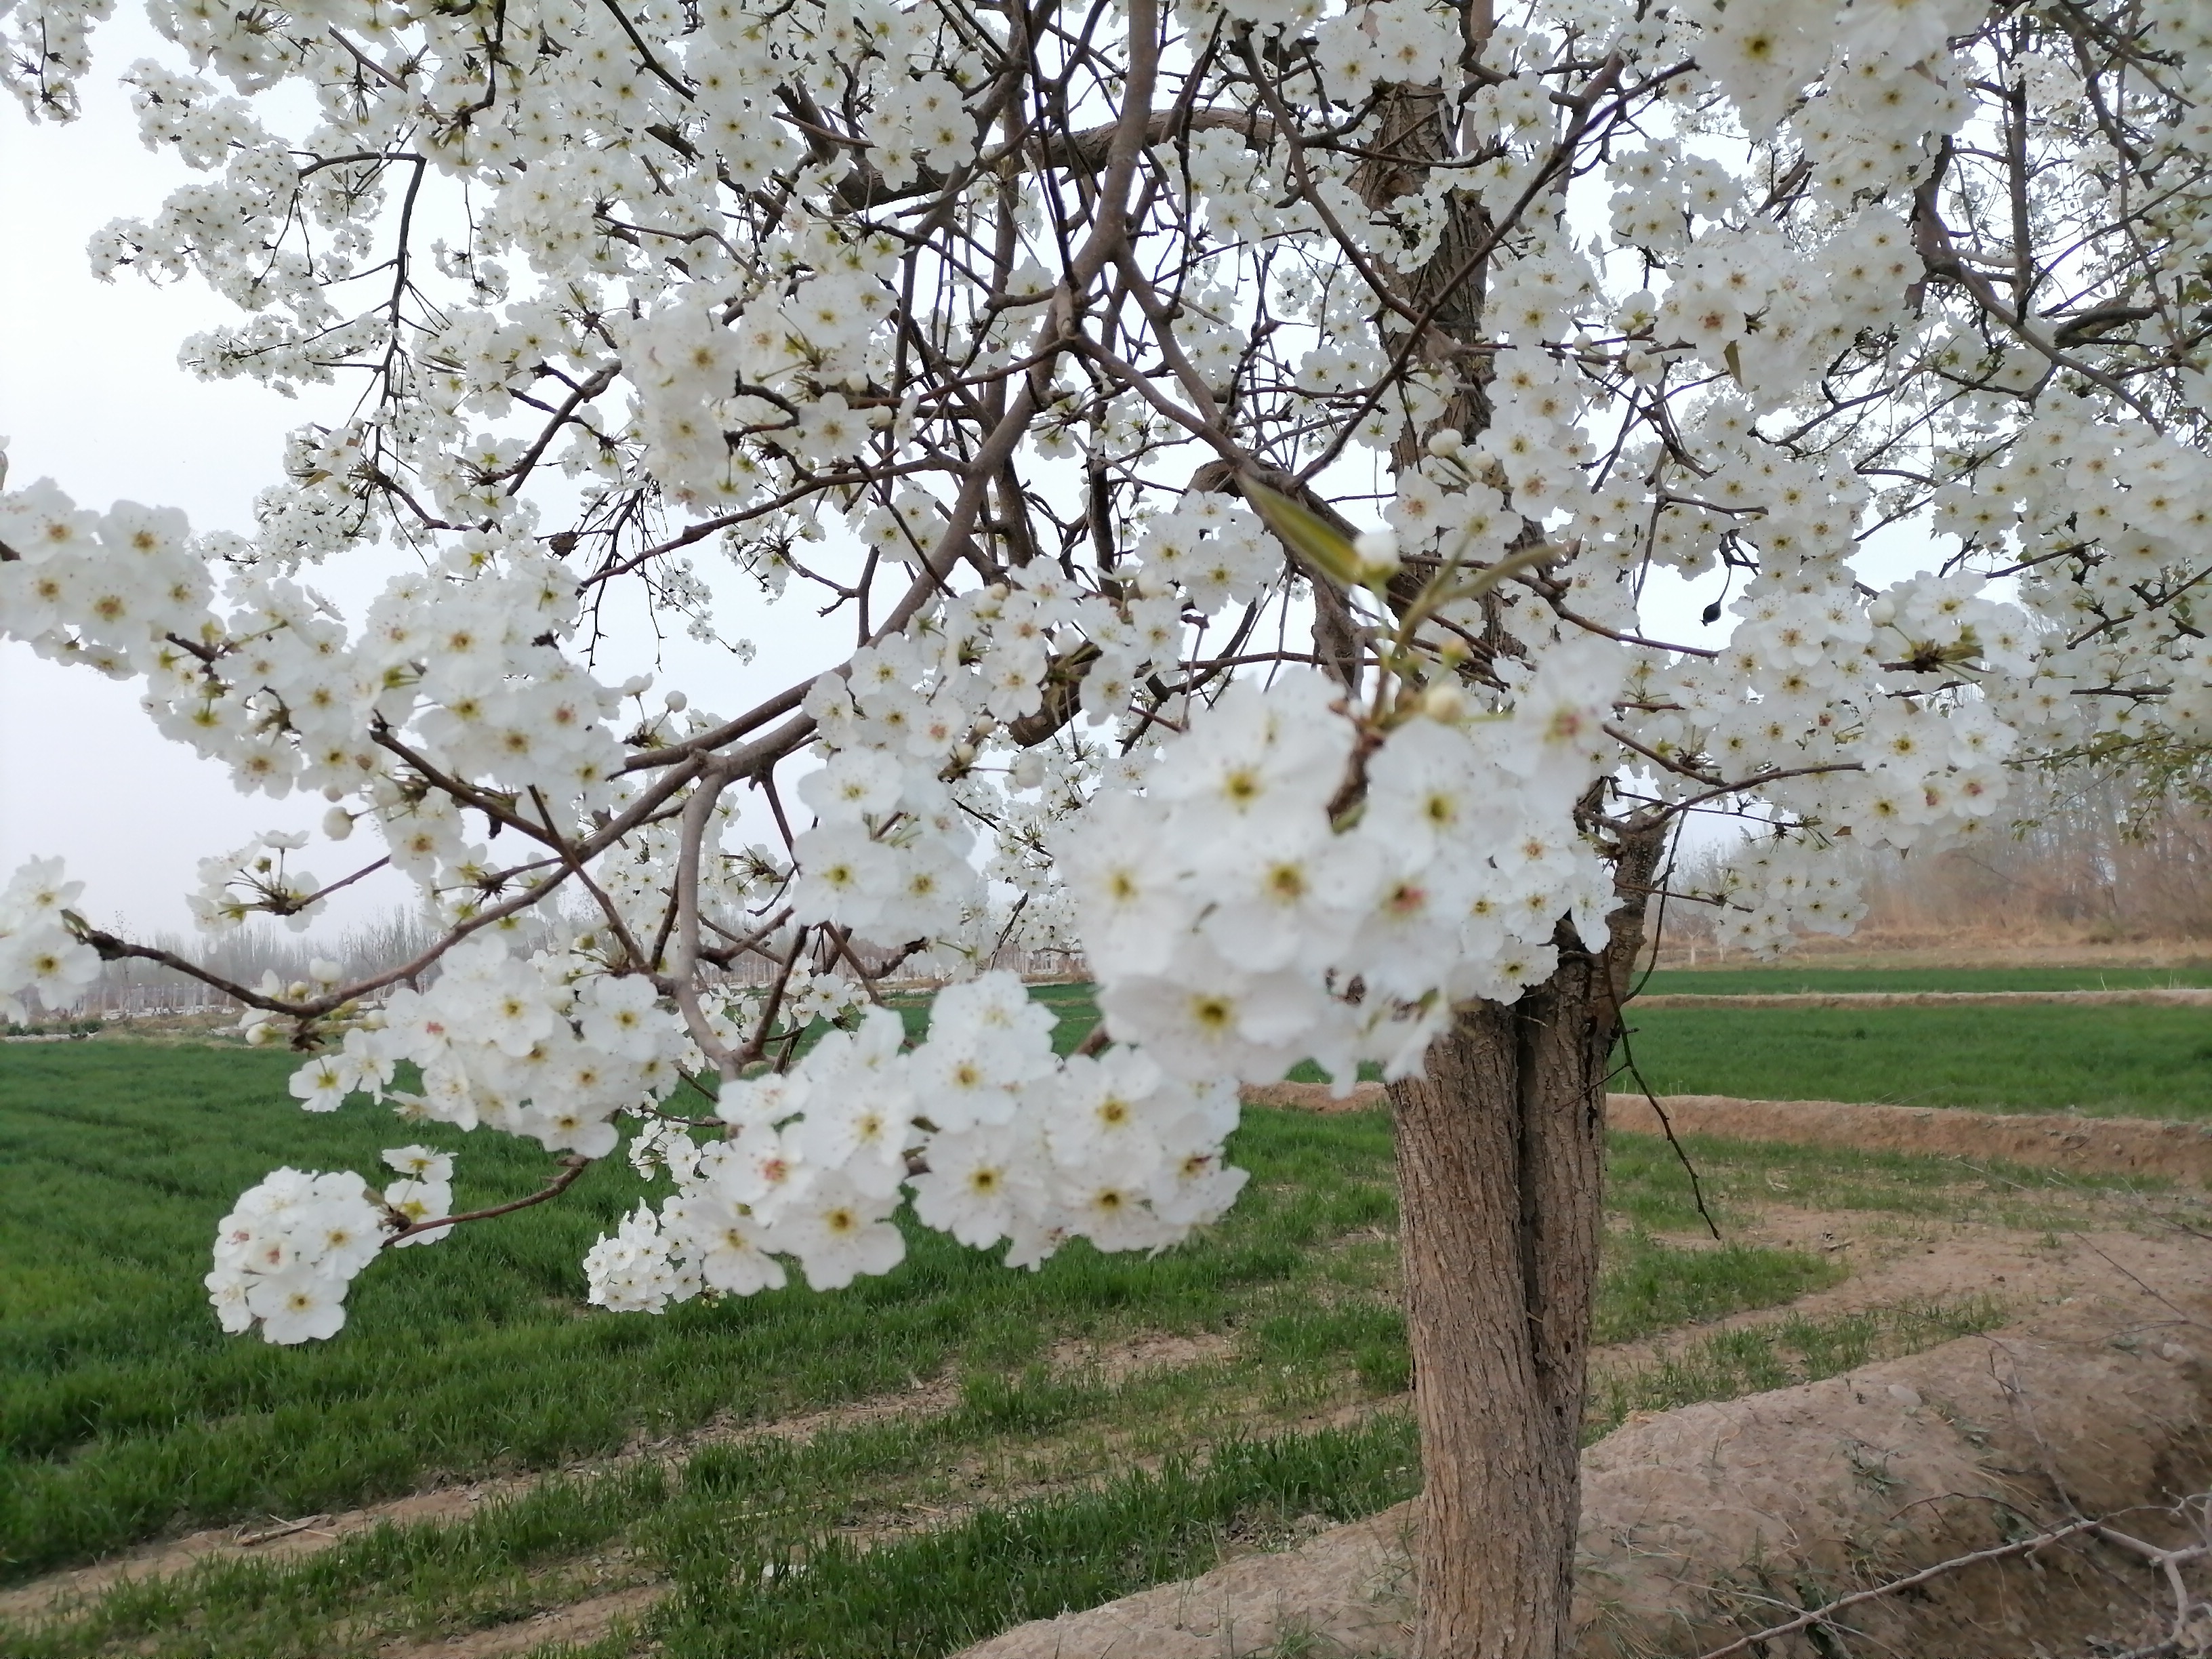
0,18 -> 806,934
0,26 -> 350,934
3,22 -> 1944,939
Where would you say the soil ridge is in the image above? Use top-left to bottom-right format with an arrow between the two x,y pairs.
958,1234 -> 2212,1659
1244,1082 -> 2212,1185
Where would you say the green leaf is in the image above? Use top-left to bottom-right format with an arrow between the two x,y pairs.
1451,536 -> 1557,602
1242,479 -> 1361,589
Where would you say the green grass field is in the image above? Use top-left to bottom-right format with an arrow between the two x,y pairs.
1621,1002 -> 2212,1117
1635,963 -> 2212,996
3,965 -> 2187,1658
1,1042 -> 1843,1594
949,978 -> 2212,1118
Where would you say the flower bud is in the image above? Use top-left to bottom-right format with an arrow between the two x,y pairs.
1353,530 -> 1399,586
1420,682 -> 1468,722
323,808 -> 354,842
663,690 -> 688,712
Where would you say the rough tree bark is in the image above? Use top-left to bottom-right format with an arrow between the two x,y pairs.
1387,826 -> 1667,1657
1344,9 -> 1662,1647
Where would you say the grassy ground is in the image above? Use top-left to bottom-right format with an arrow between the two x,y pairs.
5,971 -> 2188,1658
984,979 -> 2212,1119
1,1043 -> 1836,1590
1635,963 -> 2212,995
1,1096 -> 2120,1659
1620,1002 -> 2212,1117
882,980 -> 1099,1051
6,1078 -> 2106,1658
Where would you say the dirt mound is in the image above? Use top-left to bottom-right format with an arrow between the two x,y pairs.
1243,1080 -> 1390,1112
958,1234 -> 2212,1659
1633,987 -> 2212,1008
1243,1083 -> 2212,1186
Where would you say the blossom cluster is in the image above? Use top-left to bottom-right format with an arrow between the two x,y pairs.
207,1147 -> 454,1343
289,940 -> 693,1159
0,859 -> 98,1022
380,1146 -> 459,1246
205,1168 -> 394,1343
785,542 -> 1287,964
1068,660 -> 1622,1088
190,834 -> 327,934
213,943 -> 699,1340
0,458 -> 636,928
581,972 -> 1246,1311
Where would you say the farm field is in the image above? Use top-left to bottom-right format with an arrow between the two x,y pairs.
1622,1002 -> 2212,1118
6,957 -> 2207,1658
1635,962 -> 2212,996
0,1047 -> 1839,1570
974,979 -> 2212,1119
0,1031 -> 2151,1658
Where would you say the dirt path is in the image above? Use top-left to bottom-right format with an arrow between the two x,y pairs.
1591,1206 -> 2189,1393
1247,1081 -> 2212,1185
378,1585 -> 662,1659
1654,938 -> 2212,973
1605,1090 -> 2212,1184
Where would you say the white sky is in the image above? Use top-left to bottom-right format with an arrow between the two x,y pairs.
2,22 -> 1944,935
1,26 -> 348,934
0,18 -> 814,933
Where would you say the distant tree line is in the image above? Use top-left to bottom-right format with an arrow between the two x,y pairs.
1673,767 -> 2212,953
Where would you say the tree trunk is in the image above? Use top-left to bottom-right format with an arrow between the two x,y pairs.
1387,827 -> 1664,1658
1350,26 -> 1662,1648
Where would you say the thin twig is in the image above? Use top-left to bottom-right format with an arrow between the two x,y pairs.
383,1155 -> 590,1246
235,1514 -> 333,1546
1595,892 -> 1720,1242
1611,1027 -> 1722,1243
1690,1516 -> 2106,1659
